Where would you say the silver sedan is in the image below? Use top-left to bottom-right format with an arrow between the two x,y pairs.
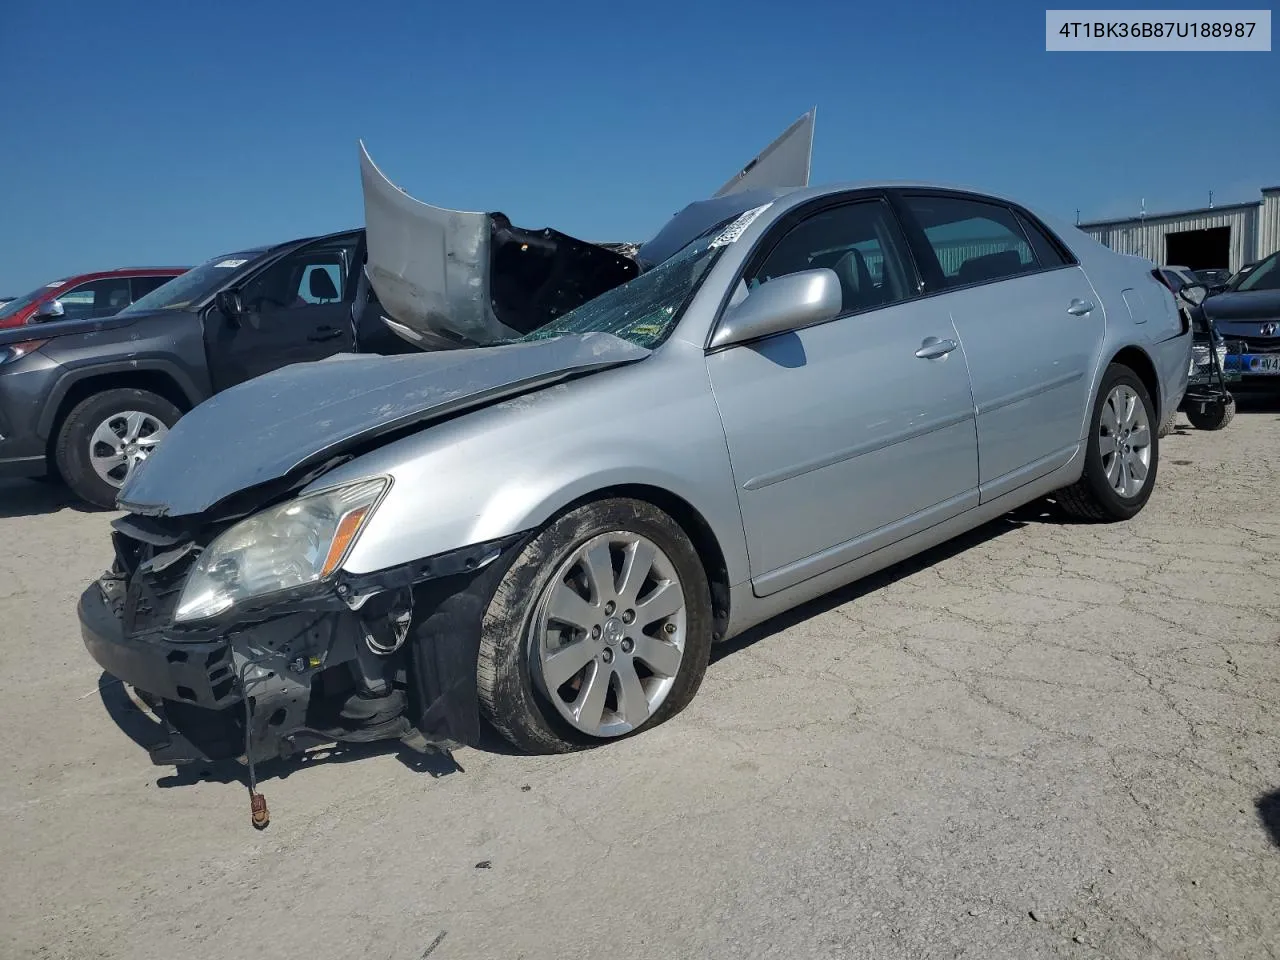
81,172 -> 1192,771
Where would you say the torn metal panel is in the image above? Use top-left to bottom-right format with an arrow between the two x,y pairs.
714,108 -> 816,198
361,142 -> 640,349
117,332 -> 651,518
360,141 -> 497,349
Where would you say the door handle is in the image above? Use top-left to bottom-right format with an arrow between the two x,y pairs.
308,326 -> 343,342
915,336 -> 958,360
1067,298 -> 1095,316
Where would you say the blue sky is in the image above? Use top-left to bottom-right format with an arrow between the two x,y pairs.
1,0 -> 1276,292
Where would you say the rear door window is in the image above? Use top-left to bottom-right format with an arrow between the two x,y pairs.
899,195 -> 1040,289
239,235 -> 357,315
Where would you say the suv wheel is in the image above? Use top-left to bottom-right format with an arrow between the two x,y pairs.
54,388 -> 182,509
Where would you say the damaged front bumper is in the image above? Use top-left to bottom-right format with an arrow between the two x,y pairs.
79,531 -> 526,768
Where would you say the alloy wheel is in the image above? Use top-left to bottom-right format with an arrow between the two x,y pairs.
89,411 -> 169,488
1098,384 -> 1151,499
532,532 -> 687,737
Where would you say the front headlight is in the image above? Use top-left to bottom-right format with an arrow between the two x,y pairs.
175,478 -> 388,622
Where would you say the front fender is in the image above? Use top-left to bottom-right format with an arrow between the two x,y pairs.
36,359 -> 205,439
323,353 -> 752,590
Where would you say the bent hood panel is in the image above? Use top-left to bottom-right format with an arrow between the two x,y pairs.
360,141 -> 500,349
118,333 -> 650,518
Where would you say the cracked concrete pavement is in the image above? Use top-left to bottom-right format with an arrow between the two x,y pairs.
2,405 -> 1278,960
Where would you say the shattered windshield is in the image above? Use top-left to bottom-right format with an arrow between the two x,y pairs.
119,250 -> 263,314
515,231 -> 728,350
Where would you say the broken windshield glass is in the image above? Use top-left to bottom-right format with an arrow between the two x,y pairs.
514,237 -> 721,350
512,205 -> 775,349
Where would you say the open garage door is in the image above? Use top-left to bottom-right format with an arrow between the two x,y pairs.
1165,226 -> 1230,270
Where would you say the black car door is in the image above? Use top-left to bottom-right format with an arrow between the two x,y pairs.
204,233 -> 360,391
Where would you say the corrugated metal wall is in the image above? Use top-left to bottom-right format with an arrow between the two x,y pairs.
1082,207 -> 1256,270
1258,189 -> 1280,261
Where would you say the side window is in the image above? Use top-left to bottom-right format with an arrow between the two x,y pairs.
239,236 -> 357,314
55,278 -> 133,320
1014,210 -> 1072,268
130,275 -> 175,301
748,199 -> 916,315
901,195 -> 1039,289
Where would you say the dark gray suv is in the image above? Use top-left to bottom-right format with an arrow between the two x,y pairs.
0,229 -> 411,508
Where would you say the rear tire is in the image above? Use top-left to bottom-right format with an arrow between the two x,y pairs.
54,389 -> 181,509
476,498 -> 713,754
1056,363 -> 1158,522
1185,394 -> 1235,431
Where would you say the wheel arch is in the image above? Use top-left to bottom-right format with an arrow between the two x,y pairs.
524,483 -> 733,644
42,368 -> 198,473
1108,345 -> 1162,421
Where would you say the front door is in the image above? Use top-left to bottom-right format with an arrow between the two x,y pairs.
894,193 -> 1105,499
205,233 -> 360,391
706,197 -> 980,597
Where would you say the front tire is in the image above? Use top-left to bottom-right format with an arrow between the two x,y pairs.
1056,363 -> 1158,522
476,498 -> 713,754
54,389 -> 181,509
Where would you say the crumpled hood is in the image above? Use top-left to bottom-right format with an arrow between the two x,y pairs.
118,332 -> 649,518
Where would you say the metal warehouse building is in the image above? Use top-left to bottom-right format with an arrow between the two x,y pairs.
1079,187 -> 1280,273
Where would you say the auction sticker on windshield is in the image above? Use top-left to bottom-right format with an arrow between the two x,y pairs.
214,259 -> 248,268
709,203 -> 774,248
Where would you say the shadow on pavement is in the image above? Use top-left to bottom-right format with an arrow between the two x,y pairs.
1233,392 -> 1280,416
713,503 -> 1046,663
97,671 -> 463,790
86,496 -> 1089,783
1256,790 -> 1280,848
0,478 -> 105,519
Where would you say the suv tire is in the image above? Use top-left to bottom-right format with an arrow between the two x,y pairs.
54,388 -> 182,509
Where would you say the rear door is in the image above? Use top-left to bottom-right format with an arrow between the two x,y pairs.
706,195 -> 980,596
204,234 -> 359,390
892,191 -> 1104,501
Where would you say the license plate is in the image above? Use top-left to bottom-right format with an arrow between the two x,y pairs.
1242,355 -> 1280,375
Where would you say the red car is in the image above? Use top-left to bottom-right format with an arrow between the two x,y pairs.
0,267 -> 189,329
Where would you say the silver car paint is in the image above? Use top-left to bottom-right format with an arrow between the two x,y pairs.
301,183 -> 1190,642
359,141 -> 504,350
117,333 -> 649,517
713,108 -> 815,199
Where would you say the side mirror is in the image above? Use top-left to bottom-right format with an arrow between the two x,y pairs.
709,268 -> 843,350
1177,282 -> 1208,307
33,299 -> 65,321
214,289 -> 244,324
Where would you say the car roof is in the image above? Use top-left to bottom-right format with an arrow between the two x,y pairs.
50,267 -> 190,284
